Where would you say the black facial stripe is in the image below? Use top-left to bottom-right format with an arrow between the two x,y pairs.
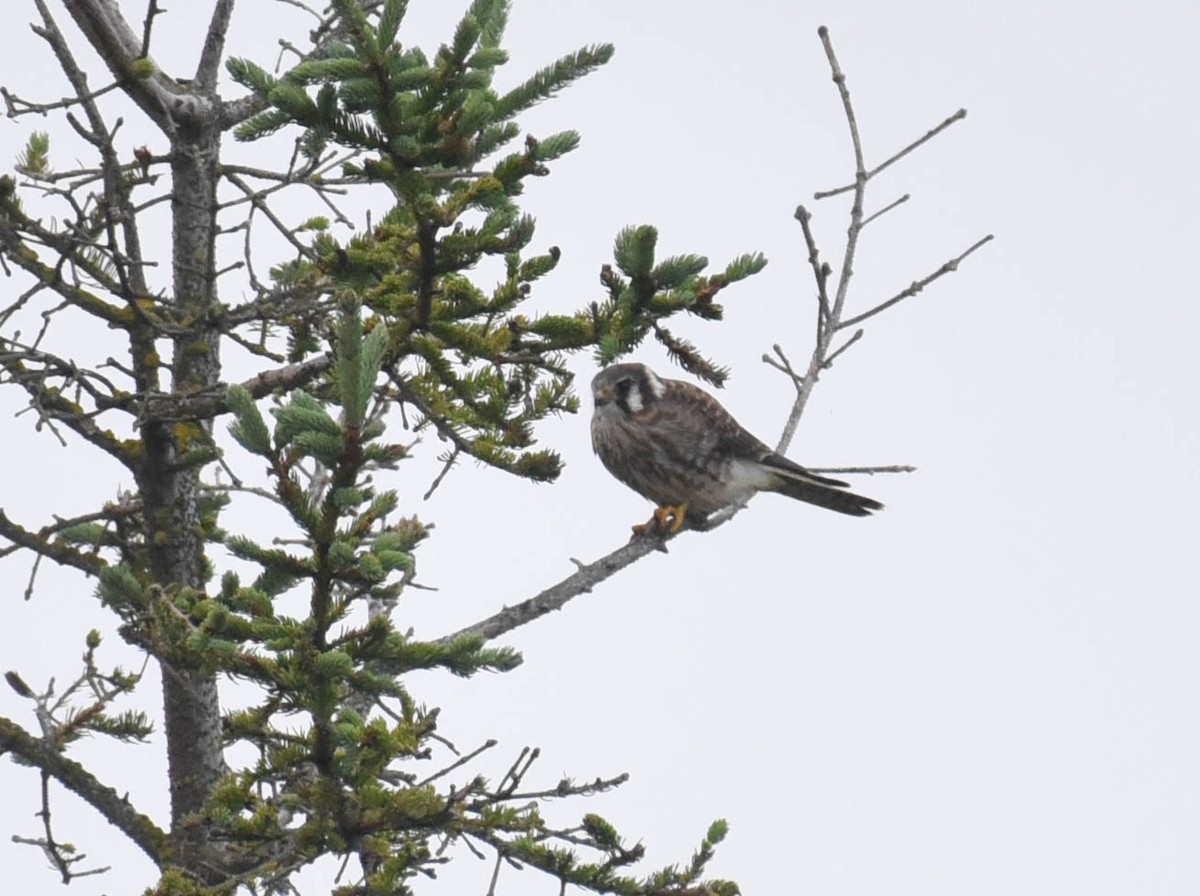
613,377 -> 633,414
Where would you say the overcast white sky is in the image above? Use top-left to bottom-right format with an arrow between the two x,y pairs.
3,0 -> 1199,894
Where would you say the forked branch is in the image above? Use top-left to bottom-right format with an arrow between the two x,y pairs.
776,26 -> 991,454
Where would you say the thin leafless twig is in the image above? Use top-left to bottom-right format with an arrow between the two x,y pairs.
761,347 -> 804,390
423,449 -> 460,501
823,328 -> 864,368
862,193 -> 910,228
838,234 -> 994,329
417,739 -> 497,788
485,851 -> 504,896
810,465 -> 916,475
815,109 -> 968,200
794,206 -> 831,327
1,81 -> 123,119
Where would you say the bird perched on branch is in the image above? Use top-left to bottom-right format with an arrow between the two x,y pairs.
590,362 -> 882,534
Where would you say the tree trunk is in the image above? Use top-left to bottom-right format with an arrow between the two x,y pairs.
139,114 -> 227,872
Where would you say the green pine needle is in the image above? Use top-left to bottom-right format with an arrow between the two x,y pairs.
652,253 -> 708,288
16,132 -> 51,175
613,225 -> 658,278
722,251 -> 768,282
377,0 -> 410,47
497,44 -> 615,118
225,58 -> 277,95
225,386 -> 272,456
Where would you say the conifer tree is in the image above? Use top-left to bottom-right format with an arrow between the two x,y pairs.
0,1 -> 760,892
0,2 -> 984,894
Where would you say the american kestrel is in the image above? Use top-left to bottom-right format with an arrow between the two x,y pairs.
590,362 -> 882,534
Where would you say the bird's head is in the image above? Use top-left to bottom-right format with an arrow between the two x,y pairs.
591,363 -> 666,416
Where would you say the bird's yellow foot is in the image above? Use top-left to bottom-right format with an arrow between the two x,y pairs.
631,503 -> 688,536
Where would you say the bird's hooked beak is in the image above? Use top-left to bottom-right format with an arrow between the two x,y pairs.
593,385 -> 615,407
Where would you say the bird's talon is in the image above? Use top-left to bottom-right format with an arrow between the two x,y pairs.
630,504 -> 688,537
662,503 -> 688,533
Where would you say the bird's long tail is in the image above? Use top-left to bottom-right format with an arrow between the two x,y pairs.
761,455 -> 884,517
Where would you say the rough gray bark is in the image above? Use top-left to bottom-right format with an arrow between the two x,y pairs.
150,120 -> 227,852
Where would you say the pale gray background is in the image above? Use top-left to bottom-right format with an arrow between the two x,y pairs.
2,0 -> 1198,893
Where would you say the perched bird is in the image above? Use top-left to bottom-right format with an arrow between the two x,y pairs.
590,362 -> 882,534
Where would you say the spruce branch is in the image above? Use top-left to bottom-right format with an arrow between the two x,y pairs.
12,635 -> 153,750
0,715 -> 167,863
136,355 -> 336,424
0,509 -> 108,577
437,535 -> 676,645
